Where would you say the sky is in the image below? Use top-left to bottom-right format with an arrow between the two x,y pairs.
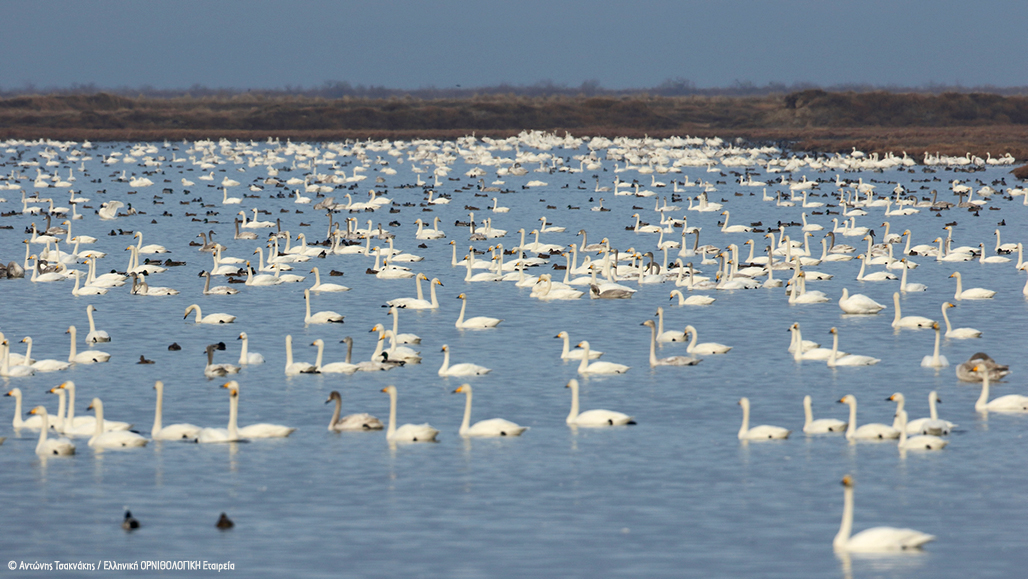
2,0 -> 1027,92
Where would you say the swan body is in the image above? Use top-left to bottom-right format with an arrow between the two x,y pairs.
87,398 -> 148,448
669,289 -> 715,306
18,337 -> 70,373
284,334 -> 317,375
920,322 -> 949,367
312,339 -> 359,374
65,326 -> 110,364
84,304 -> 111,343
565,379 -> 634,427
184,304 -> 236,324
454,384 -> 527,437
197,383 -> 244,443
28,406 -> 75,456
940,302 -> 981,339
895,410 -> 947,451
381,385 -> 439,442
737,397 -> 790,439
949,271 -> 995,300
833,475 -> 934,552
974,366 -> 1028,412
839,395 -> 898,439
802,395 -> 846,434
309,267 -> 349,292
151,381 -> 202,440
304,288 -> 344,324
891,392 -> 955,435
643,320 -> 701,366
576,341 -> 629,375
838,288 -> 886,314
204,344 -> 240,378
683,324 -> 731,355
455,293 -> 502,329
438,344 -> 490,377
326,391 -> 382,431
827,327 -> 879,367
891,293 -> 934,329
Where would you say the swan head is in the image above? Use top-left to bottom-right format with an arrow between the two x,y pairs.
381,385 -> 397,395
949,272 -> 959,279
453,384 -> 470,394
221,380 -> 240,391
943,302 -> 955,310
841,474 -> 854,488
440,345 -> 449,352
58,381 -> 73,391
565,379 -> 579,390
838,394 -> 855,405
456,293 -> 466,300
326,391 -> 341,404
829,327 -> 838,335
28,405 -> 45,416
641,320 -> 656,329
86,398 -> 101,412
887,393 -> 905,403
932,321 -> 940,331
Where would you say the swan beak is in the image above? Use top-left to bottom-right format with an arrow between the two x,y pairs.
28,408 -> 38,415
87,402 -> 94,411
837,398 -> 845,404
380,387 -> 388,393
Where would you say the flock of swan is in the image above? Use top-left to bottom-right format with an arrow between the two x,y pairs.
1,132 -> 1025,558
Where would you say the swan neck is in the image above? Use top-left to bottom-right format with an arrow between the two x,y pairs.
803,397 -> 813,427
648,324 -> 658,366
153,383 -> 163,435
330,397 -> 341,429
975,375 -> 990,411
845,398 -> 856,439
834,485 -> 854,549
929,393 -> 939,420
228,390 -> 239,439
456,298 -> 466,325
577,343 -> 589,372
460,389 -> 472,435
36,407 -> 49,449
92,400 -> 103,439
566,383 -> 579,424
738,400 -> 749,438
387,390 -> 397,437
314,341 -> 324,369
429,280 -> 438,307
68,326 -> 77,361
285,335 -> 294,367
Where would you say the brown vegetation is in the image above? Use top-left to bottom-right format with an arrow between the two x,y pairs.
2,91 -> 1028,158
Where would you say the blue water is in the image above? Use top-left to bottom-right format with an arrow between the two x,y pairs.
1,138 -> 1025,578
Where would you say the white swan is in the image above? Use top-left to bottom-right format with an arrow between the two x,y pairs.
455,293 -> 502,329
565,379 -> 634,427
184,304 -> 236,324
0,341 -> 34,378
27,406 -> 75,456
974,365 -> 1028,412
642,320 -> 701,367
895,410 -> 947,451
389,275 -> 443,309
576,341 -> 629,375
311,339 -> 359,374
683,325 -> 731,355
802,395 -> 846,434
838,394 -> 898,440
151,381 -> 202,441
737,397 -> 790,439
940,302 -> 981,339
833,475 -> 935,552
224,381 -> 296,438
949,271 -> 995,300
236,332 -> 265,365
838,288 -> 886,314
55,381 -> 131,434
919,322 -> 949,367
890,392 -> 955,435
654,307 -> 686,342
197,383 -> 243,443
891,293 -> 934,329
284,334 -> 317,375
87,398 -> 148,448
304,288 -> 344,324
381,385 -> 439,442
309,266 -> 349,292
84,304 -> 111,343
20,337 -> 70,373
453,384 -> 527,437
438,344 -> 490,377
133,231 -> 168,254
5,388 -> 58,429
827,328 -> 880,367
669,289 -> 715,306
555,331 -> 602,360
899,259 -> 927,292
66,326 -> 110,364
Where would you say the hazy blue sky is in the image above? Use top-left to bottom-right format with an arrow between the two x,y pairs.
2,0 -> 1026,91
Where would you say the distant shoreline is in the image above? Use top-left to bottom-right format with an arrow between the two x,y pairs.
3,91 -> 1028,162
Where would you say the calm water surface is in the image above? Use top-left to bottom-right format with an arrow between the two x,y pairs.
0,138 -> 1025,578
